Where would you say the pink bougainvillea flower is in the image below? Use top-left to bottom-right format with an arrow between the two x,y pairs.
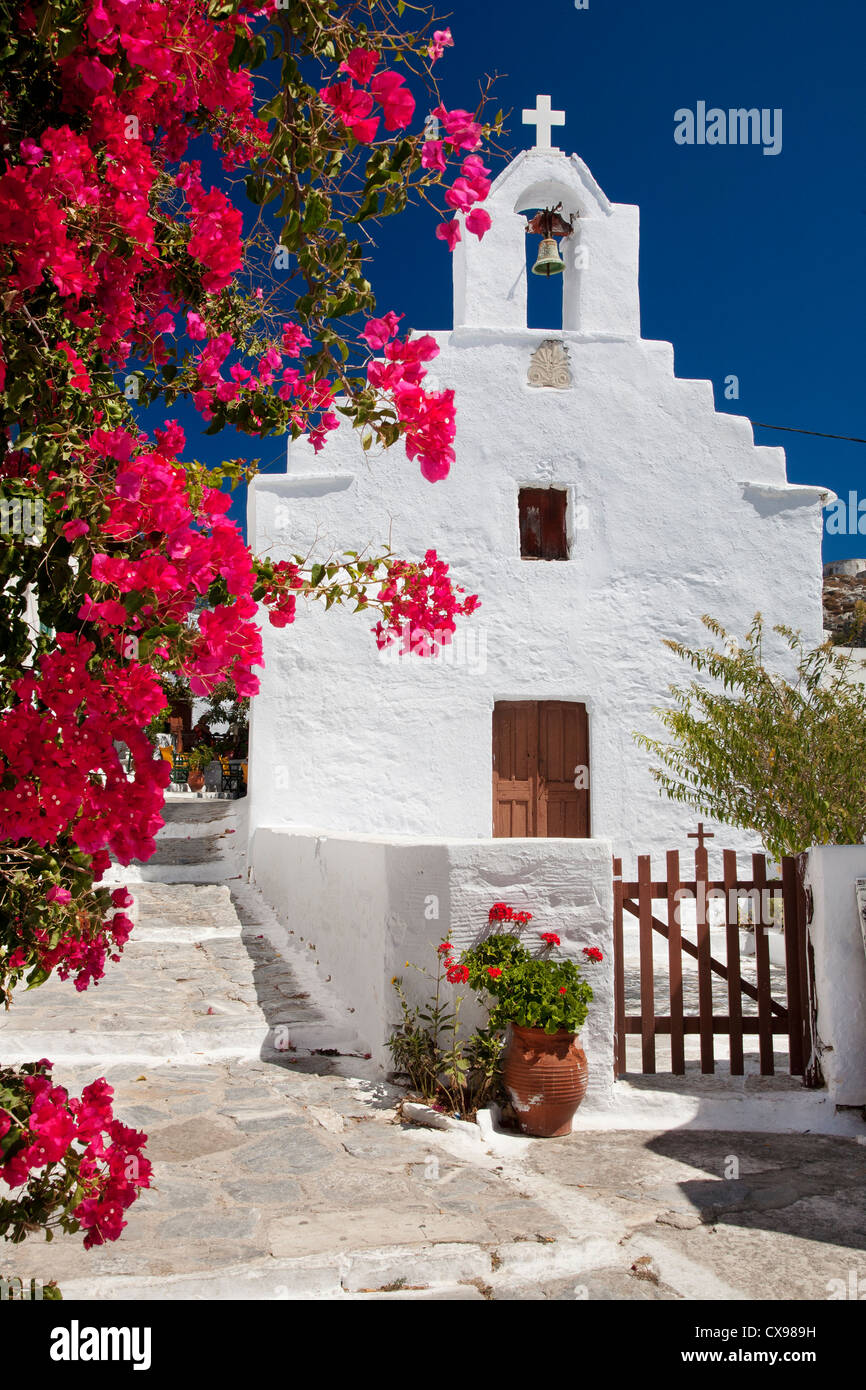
339,47 -> 379,85
370,71 -> 415,130
428,28 -> 454,62
444,179 -> 478,213
86,0 -> 113,41
281,323 -> 312,357
461,154 -> 490,184
465,208 -> 492,240
361,311 -> 403,351
77,58 -> 113,92
45,885 -> 72,905
435,218 -> 461,252
433,105 -> 483,152
56,340 -> 91,393
320,80 -> 380,143
18,138 -> 43,165
421,140 -> 446,173
419,455 -> 451,483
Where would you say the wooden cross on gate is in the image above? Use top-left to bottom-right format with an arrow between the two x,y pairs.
688,822 -> 715,851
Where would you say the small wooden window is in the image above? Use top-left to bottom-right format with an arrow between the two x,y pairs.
519,487 -> 569,560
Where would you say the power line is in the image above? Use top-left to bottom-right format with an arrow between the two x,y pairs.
751,421 -> 866,445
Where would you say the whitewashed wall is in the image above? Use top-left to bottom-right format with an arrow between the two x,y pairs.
806,846 -> 866,1107
250,828 -> 615,1111
248,147 -> 827,880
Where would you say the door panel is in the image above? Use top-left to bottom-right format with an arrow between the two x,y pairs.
493,701 -> 589,838
492,701 -> 536,837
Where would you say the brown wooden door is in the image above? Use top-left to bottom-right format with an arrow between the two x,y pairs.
492,701 -> 589,838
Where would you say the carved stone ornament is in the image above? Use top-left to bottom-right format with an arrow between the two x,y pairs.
528,339 -> 572,389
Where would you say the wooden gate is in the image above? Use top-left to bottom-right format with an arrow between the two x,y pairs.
613,829 -> 821,1083
492,701 -> 589,838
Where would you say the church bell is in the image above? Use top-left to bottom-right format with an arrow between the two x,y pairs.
531,236 -> 565,277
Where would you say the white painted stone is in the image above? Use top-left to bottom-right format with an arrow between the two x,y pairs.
805,846 -> 866,1106
578,1079 -> 865,1136
248,143 -> 827,871
401,1102 -> 479,1139
249,828 -> 614,1101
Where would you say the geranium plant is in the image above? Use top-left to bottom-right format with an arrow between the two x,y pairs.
461,904 -> 603,1035
389,906 -> 605,1119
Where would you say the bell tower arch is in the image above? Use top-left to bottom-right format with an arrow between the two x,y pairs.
452,144 -> 641,339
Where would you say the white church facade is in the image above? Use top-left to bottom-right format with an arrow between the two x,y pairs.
248,109 -> 827,862
244,107 -> 828,1084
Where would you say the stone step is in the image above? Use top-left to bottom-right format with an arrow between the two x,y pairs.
47,1234 -> 622,1301
0,1020 -> 368,1068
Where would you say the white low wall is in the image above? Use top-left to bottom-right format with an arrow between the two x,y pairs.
250,827 -> 615,1109
806,846 -> 866,1107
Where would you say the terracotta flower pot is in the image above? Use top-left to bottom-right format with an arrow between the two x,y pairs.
187,768 -> 205,792
502,1025 -> 588,1137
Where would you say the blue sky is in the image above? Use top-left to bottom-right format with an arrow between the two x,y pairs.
153,0 -> 866,560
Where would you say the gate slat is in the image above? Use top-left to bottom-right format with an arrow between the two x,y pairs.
753,853 -> 775,1075
695,843 -> 714,1073
666,850 -> 684,1074
723,849 -> 744,1075
799,853 -> 823,1089
613,856 -> 626,1077
781,856 -> 805,1076
638,855 -> 656,1074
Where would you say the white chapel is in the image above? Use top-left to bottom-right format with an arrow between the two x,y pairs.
246,100 -> 828,869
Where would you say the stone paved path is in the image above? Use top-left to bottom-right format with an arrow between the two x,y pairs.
2,799 -> 865,1301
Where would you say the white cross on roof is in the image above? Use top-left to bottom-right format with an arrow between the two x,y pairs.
522,94 -> 565,151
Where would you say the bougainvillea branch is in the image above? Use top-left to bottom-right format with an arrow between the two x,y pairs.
0,0 -> 492,1248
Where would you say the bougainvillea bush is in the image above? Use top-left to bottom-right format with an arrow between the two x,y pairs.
0,0 -> 491,1246
0,1062 -> 150,1248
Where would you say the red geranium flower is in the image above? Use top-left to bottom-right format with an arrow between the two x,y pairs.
487,966 -> 502,978
583,946 -> 603,963
540,932 -> 561,947
559,986 -> 567,995
437,941 -> 453,956
447,963 -> 469,984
